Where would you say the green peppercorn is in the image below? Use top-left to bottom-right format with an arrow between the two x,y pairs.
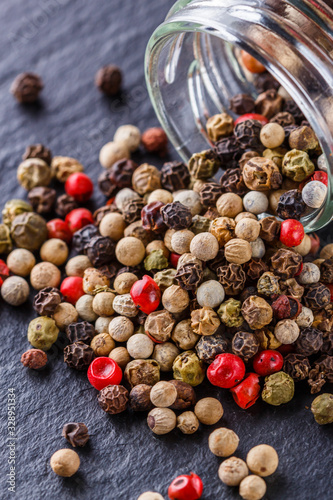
173,350 -> 205,387
153,268 -> 177,291
311,393 -> 333,425
190,215 -> 212,235
11,212 -> 48,251
282,149 -> 315,182
0,223 -> 13,253
188,150 -> 220,180
17,158 -> 52,190
262,371 -> 295,406
27,316 -> 59,351
144,249 -> 169,271
217,298 -> 243,327
262,147 -> 287,168
257,272 -> 280,296
2,199 -> 32,227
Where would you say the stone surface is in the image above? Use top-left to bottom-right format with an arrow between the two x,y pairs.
0,1 -> 332,499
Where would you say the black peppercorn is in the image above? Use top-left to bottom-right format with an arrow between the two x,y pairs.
303,283 -> 331,311
217,263 -> 246,296
283,100 -> 305,124
195,333 -> 228,364
229,93 -> 255,115
98,170 -> 118,198
244,258 -> 269,281
27,186 -> 56,215
270,248 -> 302,280
160,201 -> 192,230
84,235 -> 115,267
10,72 -> 43,103
141,201 -> 166,233
98,385 -> 129,414
160,161 -> 190,191
320,259 -> 333,284
95,65 -> 122,96
270,112 -> 295,127
295,327 -> 324,356
55,194 -> 78,218
108,158 -> 137,188
232,331 -> 260,361
283,353 -> 310,381
122,198 -> 146,224
234,119 -> 263,150
64,342 -> 94,371
259,216 -> 281,242
62,422 -> 89,447
199,182 -> 224,208
214,136 -> 241,167
129,384 -> 153,411
255,89 -> 283,119
72,224 -> 100,253
276,189 -> 306,220
98,263 -> 121,282
207,248 -> 227,273
23,144 -> 52,165
308,355 -> 333,394
255,73 -> 280,94
220,168 -> 248,195
66,321 -> 96,344
240,286 -> 258,303
175,263 -> 203,291
33,287 -> 62,316
322,331 -> 333,356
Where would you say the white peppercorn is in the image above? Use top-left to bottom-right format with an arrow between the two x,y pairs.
216,193 -> 243,218
243,191 -> 269,214
296,306 -> 314,328
30,262 -> 61,290
171,319 -> 200,350
162,285 -> 190,313
92,291 -> 115,316
147,408 -> 177,435
112,293 -> 138,317
171,229 -> 195,254
260,123 -> 285,148
114,272 -> 138,294
224,238 -> 252,264
298,262 -> 320,284
114,124 -> 141,152
115,237 -> 146,266
302,180 -> 327,208
127,333 -> 154,359
152,342 -> 180,372
1,276 -> 30,306
115,188 -> 141,212
218,457 -> 249,486
274,319 -> 300,344
53,302 -> 78,331
246,444 -> 279,476
65,255 -> 92,277
196,280 -> 225,308
194,398 -> 223,425
75,295 -> 98,322
109,316 -> 134,342
173,190 -> 202,215
235,218 -> 261,242
189,232 -> 219,261
208,427 -> 239,457
40,238 -> 68,266
137,493 -> 164,500
293,233 -> 311,256
250,237 -> 266,259
150,381 -> 177,407
50,449 -> 80,477
99,212 -> 126,241
99,141 -> 130,168
235,212 -> 258,223
177,411 -> 199,434
95,316 -> 113,334
148,189 -> 173,205
239,475 -> 267,500
6,248 -> 35,277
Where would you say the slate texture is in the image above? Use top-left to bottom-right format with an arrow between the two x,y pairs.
0,1 -> 332,500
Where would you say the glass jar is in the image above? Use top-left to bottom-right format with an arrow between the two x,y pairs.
145,0 -> 333,232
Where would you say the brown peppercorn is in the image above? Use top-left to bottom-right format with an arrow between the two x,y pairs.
55,194 -> 78,218
175,262 -> 204,291
206,113 -> 234,142
243,157 -> 282,191
66,321 -> 96,344
195,333 -> 228,364
295,327 -> 324,356
270,111 -> 295,127
98,170 -> 118,198
308,355 -> 333,393
171,319 -> 200,350
51,156 -> 84,183
283,354 -> 310,381
10,72 -> 43,103
33,287 -> 62,316
85,236 -> 115,267
239,150 -> 260,171
124,359 -> 160,388
160,201 -> 192,230
214,136 -> 241,167
23,143 -> 52,164
144,310 -> 175,343
129,384 -> 153,411
62,423 -> 89,447
289,125 -> 318,151
270,248 -> 302,280
259,216 -> 281,242
230,93 -> 255,114
199,182 -> 224,208
232,331 -> 260,361
168,380 -> 196,410
320,259 -> 333,284
21,349 -> 47,369
91,333 -> 115,356
132,164 -> 161,195
160,161 -> 190,191
303,283 -> 331,311
191,307 -> 220,336
141,201 -> 166,233
11,211 -> 48,251
217,263 -> 246,295
280,278 -> 304,300
28,186 -> 56,214
220,168 -> 248,196
98,385 -> 129,414
255,328 -> 281,350
64,342 -> 94,371
210,217 -> 235,247
242,296 -> 273,329
142,128 -> 168,156
95,65 -> 122,96
122,198 -> 145,224
244,258 -> 269,281
194,397 -> 223,425
255,89 -> 283,118
109,347 -> 131,369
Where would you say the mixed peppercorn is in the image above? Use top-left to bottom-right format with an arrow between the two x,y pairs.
3,53 -> 333,500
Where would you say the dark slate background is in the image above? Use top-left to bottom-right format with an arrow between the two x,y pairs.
0,1 -> 332,499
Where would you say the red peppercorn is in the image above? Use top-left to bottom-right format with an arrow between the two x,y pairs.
279,219 -> 304,247
230,373 -> 261,409
169,252 -> 180,268
60,277 -> 85,305
141,201 -> 166,232
207,353 -> 245,389
65,208 -> 94,234
65,172 -> 94,202
130,275 -> 161,315
0,259 -> 10,281
241,50 -> 266,73
0,277 -> 3,288
252,350 -> 284,376
234,113 -> 269,126
47,218 -> 72,243
168,472 -> 203,500
277,344 -> 295,356
294,262 -> 303,277
106,197 -> 115,205
87,357 -> 122,391
327,284 -> 333,302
